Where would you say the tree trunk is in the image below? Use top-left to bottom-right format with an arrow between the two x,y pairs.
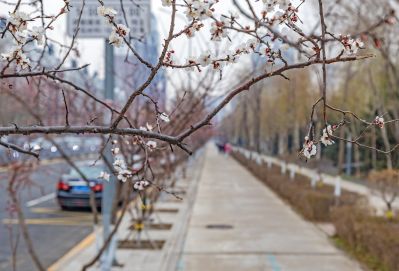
378,109 -> 393,169
293,122 -> 300,153
353,143 -> 361,178
278,131 -> 287,156
337,127 -> 346,173
253,90 -> 261,152
8,185 -> 45,271
241,96 -> 250,148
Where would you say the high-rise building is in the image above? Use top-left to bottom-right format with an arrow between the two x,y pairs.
114,13 -> 166,111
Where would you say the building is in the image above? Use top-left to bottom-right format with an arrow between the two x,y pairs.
114,14 -> 167,111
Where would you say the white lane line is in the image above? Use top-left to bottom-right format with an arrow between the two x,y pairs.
26,192 -> 56,208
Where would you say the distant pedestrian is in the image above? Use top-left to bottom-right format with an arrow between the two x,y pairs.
224,143 -> 232,155
216,142 -> 225,153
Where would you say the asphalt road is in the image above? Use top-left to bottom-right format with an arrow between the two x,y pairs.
0,160 -> 94,271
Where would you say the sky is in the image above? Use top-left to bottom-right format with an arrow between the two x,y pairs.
0,0 -> 319,93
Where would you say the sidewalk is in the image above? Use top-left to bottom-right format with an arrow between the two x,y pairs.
51,145 -> 362,271
177,146 -> 363,271
50,150 -> 205,271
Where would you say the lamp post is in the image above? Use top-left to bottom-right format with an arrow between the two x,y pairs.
101,40 -> 117,271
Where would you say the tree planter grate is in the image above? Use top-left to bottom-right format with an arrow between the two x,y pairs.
206,224 -> 234,229
118,240 -> 166,250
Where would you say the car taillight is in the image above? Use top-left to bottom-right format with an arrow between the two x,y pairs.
92,183 -> 103,192
58,180 -> 70,191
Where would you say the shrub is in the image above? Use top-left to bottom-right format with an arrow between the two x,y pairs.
368,169 -> 399,219
332,206 -> 399,271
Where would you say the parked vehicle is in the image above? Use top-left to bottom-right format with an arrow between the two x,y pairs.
56,163 -> 104,210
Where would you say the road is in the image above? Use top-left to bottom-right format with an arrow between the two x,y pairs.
0,160 -> 94,271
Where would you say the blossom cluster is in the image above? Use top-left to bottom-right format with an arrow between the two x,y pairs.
158,0 -> 301,73
184,0 -> 216,21
182,37 -> 284,72
302,125 -> 336,159
301,115 -> 386,160
210,17 -> 229,41
1,46 -> 30,70
97,6 -> 130,47
98,141 -> 151,191
340,35 -> 365,55
302,136 -> 316,159
260,0 -> 297,26
97,112 -> 173,189
1,11 -> 45,70
321,125 -> 335,146
373,116 -> 385,128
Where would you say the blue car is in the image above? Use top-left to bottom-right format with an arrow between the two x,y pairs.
57,164 -> 104,210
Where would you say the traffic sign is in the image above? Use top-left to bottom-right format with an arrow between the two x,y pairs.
67,0 -> 150,39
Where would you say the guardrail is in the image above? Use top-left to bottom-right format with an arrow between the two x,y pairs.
232,146 -> 397,215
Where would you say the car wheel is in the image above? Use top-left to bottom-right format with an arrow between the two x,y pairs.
60,205 -> 69,211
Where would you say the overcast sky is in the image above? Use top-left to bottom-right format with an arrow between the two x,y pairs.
0,0 -> 318,89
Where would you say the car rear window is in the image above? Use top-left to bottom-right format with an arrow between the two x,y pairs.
69,166 -> 103,178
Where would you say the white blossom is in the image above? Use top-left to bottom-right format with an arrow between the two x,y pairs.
1,46 -> 30,70
185,0 -> 214,21
210,18 -> 228,41
198,50 -> 212,66
108,24 -> 129,47
113,158 -> 125,171
302,136 -> 317,159
228,10 -> 239,20
98,171 -> 110,181
146,140 -> 157,149
211,60 -> 225,71
133,180 -> 149,191
185,21 -> 203,38
109,31 -> 123,47
111,147 -> 120,155
185,56 -> 197,71
341,35 -> 364,55
7,11 -> 29,33
373,116 -> 384,128
115,24 -> 130,37
31,26 -> 45,45
321,125 -> 335,146
140,123 -> 153,131
146,122 -> 154,131
112,157 -> 132,182
159,112 -> 170,122
97,6 -> 117,18
117,168 -> 132,182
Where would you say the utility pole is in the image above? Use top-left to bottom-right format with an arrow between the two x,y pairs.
101,40 -> 117,271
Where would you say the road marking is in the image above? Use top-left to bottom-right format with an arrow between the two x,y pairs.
2,217 -> 93,226
177,258 -> 185,271
267,254 -> 281,271
30,207 -> 93,217
47,232 -> 96,271
26,192 -> 56,207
